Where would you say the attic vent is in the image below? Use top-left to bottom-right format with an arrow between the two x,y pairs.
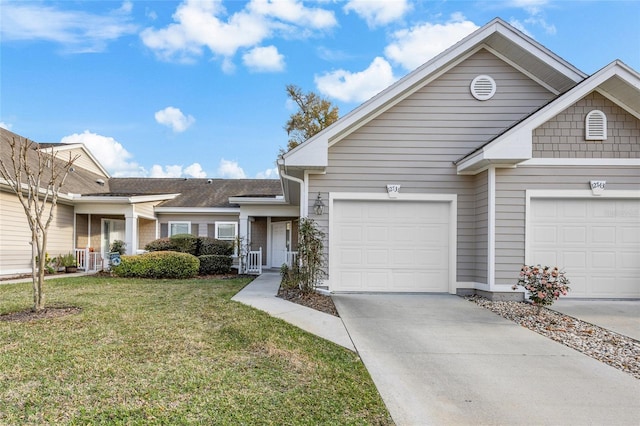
96,178 -> 105,186
470,75 -> 496,101
585,110 -> 607,140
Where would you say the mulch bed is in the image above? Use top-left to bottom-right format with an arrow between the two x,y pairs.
0,306 -> 82,323
278,288 -> 339,317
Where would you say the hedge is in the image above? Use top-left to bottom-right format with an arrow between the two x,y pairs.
198,255 -> 233,275
144,236 -> 234,257
112,251 -> 199,279
198,237 -> 234,256
169,234 -> 198,255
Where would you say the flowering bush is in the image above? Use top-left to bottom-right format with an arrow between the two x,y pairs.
512,265 -> 570,310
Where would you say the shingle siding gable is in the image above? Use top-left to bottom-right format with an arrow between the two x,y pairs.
533,92 -> 640,158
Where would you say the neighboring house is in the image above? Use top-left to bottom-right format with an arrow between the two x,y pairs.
2,18 -> 638,299
0,129 -> 292,275
279,18 -> 640,299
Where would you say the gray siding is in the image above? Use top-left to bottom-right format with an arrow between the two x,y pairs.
533,92 -> 640,158
494,166 -> 640,284
310,49 -> 555,281
474,170 -> 488,283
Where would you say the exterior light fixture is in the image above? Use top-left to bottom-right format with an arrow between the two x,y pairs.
313,193 -> 325,215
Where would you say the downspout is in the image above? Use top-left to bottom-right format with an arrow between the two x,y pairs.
278,159 -> 307,218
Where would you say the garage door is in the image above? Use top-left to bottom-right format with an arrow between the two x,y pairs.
331,200 -> 450,292
530,198 -> 640,298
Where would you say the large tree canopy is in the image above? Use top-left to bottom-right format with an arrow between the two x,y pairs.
284,84 -> 339,152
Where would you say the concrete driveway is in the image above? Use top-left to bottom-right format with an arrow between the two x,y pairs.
333,294 -> 640,426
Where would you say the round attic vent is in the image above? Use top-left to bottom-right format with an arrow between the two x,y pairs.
470,75 -> 496,100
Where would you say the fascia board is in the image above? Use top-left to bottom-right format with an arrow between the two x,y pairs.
154,207 -> 241,213
71,193 -> 179,204
283,135 -> 328,167
228,196 -> 287,205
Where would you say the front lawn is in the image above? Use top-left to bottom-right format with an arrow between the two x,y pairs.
0,276 -> 392,425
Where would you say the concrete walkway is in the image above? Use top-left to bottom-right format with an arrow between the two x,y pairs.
231,272 -> 355,351
333,293 -> 640,426
551,299 -> 640,341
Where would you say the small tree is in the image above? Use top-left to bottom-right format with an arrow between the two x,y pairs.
283,84 -> 339,152
0,136 -> 78,311
296,217 -> 326,292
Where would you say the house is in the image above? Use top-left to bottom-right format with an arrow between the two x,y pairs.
1,18 -> 638,299
278,18 -> 640,299
0,130 -> 293,275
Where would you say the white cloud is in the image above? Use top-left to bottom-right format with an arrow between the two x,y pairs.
242,45 -> 285,72
0,122 -> 12,130
216,159 -> 246,179
315,57 -> 396,103
149,164 -> 184,178
60,130 -> 145,177
384,15 -> 479,70
154,106 -> 195,132
184,163 -> 207,178
0,1 -> 138,53
255,166 -> 279,179
141,0 -> 336,67
343,0 -> 411,28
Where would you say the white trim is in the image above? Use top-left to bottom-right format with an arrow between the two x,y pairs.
168,221 -> 191,237
520,158 -> 640,167
155,207 -> 240,213
72,194 -> 179,204
228,196 -> 285,205
487,167 -> 496,289
328,192 -> 458,294
524,189 -> 640,265
214,221 -> 238,241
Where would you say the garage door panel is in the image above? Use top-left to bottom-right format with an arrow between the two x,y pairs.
530,198 -> 640,298
332,200 -> 450,292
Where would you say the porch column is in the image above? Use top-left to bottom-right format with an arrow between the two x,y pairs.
125,214 -> 137,255
239,213 -> 249,248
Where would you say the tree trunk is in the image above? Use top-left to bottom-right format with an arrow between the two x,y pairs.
31,232 -> 45,311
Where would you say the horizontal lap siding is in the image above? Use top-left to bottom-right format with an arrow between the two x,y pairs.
0,191 -> 73,274
494,166 -> 640,284
311,50 -> 554,282
533,92 -> 640,158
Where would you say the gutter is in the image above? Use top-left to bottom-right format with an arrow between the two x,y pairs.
277,158 -> 306,218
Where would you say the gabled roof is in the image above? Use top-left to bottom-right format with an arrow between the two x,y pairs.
0,128 -> 112,200
38,142 -> 111,178
455,60 -> 640,174
282,17 -> 587,170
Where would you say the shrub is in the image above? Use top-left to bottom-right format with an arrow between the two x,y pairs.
145,238 -> 175,252
198,255 -> 233,275
198,237 -> 234,256
110,239 -> 126,255
112,251 -> 199,279
170,234 -> 198,255
512,264 -> 570,313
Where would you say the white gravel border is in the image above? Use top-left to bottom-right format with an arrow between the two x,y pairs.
466,296 -> 640,380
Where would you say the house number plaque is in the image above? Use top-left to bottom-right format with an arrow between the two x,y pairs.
590,180 -> 606,195
386,184 -> 401,198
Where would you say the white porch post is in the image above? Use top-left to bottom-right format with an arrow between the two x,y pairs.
125,213 -> 137,255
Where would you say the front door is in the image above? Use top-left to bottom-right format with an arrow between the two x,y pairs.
271,221 -> 291,268
102,219 -> 125,257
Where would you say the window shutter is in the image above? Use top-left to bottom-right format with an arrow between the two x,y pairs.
586,110 -> 607,140
160,223 -> 168,238
192,224 -> 199,236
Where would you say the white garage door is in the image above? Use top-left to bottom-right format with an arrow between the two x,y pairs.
530,198 -> 640,298
331,200 -> 450,292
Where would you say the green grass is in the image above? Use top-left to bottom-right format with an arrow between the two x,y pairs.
0,277 -> 393,425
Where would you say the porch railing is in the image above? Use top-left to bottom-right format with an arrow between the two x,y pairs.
286,251 -> 298,267
75,248 -> 103,272
244,247 -> 262,275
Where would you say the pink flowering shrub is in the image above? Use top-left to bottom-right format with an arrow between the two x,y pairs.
512,265 -> 570,309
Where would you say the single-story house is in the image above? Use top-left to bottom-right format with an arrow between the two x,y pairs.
1,18 -> 638,299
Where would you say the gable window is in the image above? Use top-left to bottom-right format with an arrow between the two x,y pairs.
215,222 -> 238,241
169,221 -> 191,236
586,110 -> 607,140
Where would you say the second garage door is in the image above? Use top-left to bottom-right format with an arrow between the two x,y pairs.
331,200 -> 450,292
529,198 -> 640,298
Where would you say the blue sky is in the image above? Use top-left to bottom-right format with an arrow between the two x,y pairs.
1,1 -> 639,179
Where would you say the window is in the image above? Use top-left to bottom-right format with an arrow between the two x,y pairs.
215,222 -> 238,241
586,110 -> 607,140
169,221 -> 191,236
